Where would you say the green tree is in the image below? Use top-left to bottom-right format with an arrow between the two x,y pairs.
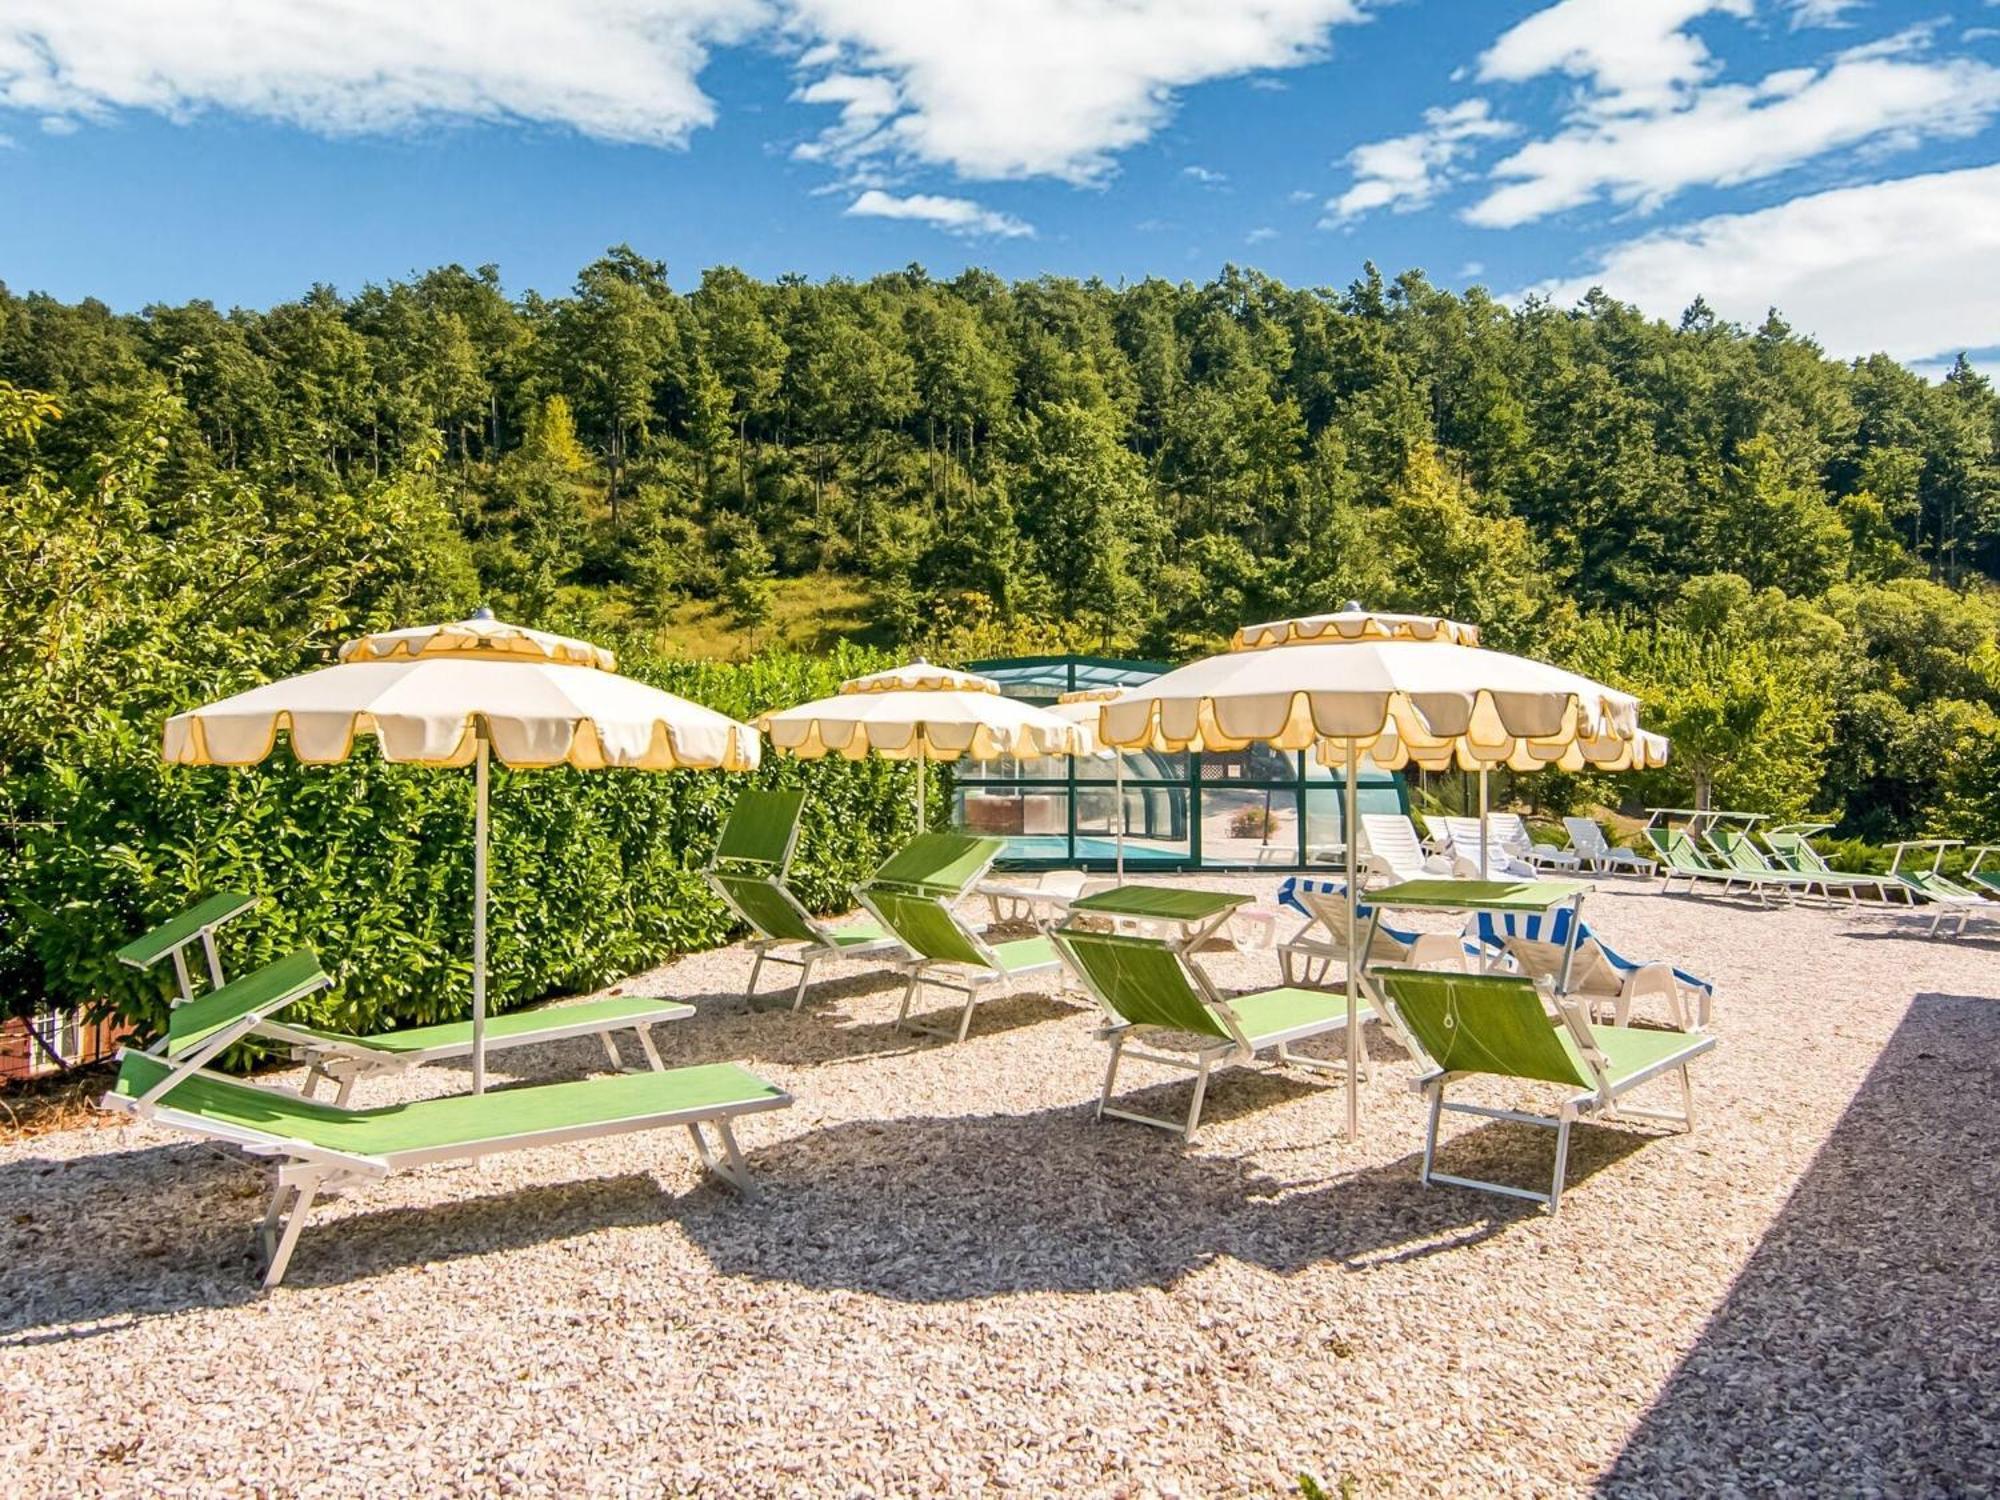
1570,616 -> 1833,814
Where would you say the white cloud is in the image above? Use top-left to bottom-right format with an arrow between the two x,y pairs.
1323,98 -> 1512,224
1785,0 -> 1864,27
844,187 -> 1033,237
1246,225 -> 1278,242
1477,0 -> 1751,116
1467,26 -> 2000,226
0,0 -> 765,145
1182,163 -> 1228,185
1521,162 -> 2000,364
785,0 -> 1365,183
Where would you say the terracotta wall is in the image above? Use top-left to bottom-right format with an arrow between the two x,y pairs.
0,1012 -> 131,1084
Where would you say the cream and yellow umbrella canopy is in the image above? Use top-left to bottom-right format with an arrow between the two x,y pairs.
757,661 -> 1087,831
164,611 -> 761,1091
1103,608 -> 1648,770
1099,605 -> 1665,1142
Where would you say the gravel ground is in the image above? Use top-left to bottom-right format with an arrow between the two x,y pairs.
4,875 -> 1997,1497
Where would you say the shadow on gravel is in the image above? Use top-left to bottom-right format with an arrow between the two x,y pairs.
0,1142 -> 712,1343
1600,991 -> 2000,1496
676,1088 -> 1653,1301
1838,918 -> 2000,952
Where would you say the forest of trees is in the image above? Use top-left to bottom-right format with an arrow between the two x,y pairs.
5,249 -> 2000,840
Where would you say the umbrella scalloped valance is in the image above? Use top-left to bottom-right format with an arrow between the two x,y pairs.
1101,609 -> 1646,771
165,614 -> 760,772
338,614 -> 617,671
758,660 -> 1084,763
1233,609 -> 1482,650
838,661 -> 999,696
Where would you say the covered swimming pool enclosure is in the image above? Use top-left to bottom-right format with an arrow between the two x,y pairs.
959,656 -> 1409,873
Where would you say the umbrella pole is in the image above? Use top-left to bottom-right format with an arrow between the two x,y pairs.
1115,759 -> 1126,884
1343,739 -> 1359,1145
473,731 -> 489,1095
916,753 -> 926,834
1478,766 -> 1490,880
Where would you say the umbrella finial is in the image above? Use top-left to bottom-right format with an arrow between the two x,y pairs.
1341,599 -> 1363,613
469,606 -> 496,622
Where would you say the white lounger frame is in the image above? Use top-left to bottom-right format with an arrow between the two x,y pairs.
276,1001 -> 696,1105
1380,980 -> 1717,1212
861,886 -> 1068,1044
717,877 -> 909,1010
1093,1006 -> 1354,1143
1486,813 -> 1584,873
101,960 -> 788,1287
1562,818 -> 1655,876
105,1058 -> 790,1287
1059,929 -> 1364,1143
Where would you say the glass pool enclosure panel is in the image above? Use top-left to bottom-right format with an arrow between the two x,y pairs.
960,656 -> 1408,871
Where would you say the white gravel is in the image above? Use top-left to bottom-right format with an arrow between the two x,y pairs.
3,875 -> 1996,1497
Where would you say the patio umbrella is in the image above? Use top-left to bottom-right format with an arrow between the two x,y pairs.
1049,688 -> 1126,880
1098,604 -> 1660,1141
756,661 -> 1086,832
163,610 -> 761,1092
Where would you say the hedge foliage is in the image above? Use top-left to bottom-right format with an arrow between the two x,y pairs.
2,641 -> 942,1049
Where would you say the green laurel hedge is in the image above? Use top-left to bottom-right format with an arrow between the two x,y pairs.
2,643 -> 943,1052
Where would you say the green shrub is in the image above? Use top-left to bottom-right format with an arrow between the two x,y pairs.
1,645 -> 930,1054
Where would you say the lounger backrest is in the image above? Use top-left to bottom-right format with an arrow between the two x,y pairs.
1761,830 -> 1824,873
710,869 -> 822,946
167,949 -> 332,1059
1501,936 -> 1621,999
112,1049 -> 342,1137
861,886 -> 990,968
1374,968 -> 1592,1089
1564,818 -> 1610,856
870,833 -> 1003,897
1708,827 -> 1770,874
1488,813 -> 1535,853
1053,928 -> 1225,1038
113,891 -> 259,971
1296,887 -> 1424,962
1358,815 -> 1428,877
1422,814 -> 1453,848
713,788 -> 805,869
1445,816 -> 1515,860
1650,828 -> 1712,872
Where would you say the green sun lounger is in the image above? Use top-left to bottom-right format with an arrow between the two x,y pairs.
1703,825 -> 1835,904
100,961 -> 790,1287
118,908 -> 696,1097
1374,967 -> 1715,1212
1641,825 -> 1738,897
1889,841 -> 1994,937
1054,925 -> 1372,1141
856,833 -> 1062,1042
1966,847 -> 2000,899
1644,823 -> 1791,901
706,788 -> 906,1009
105,1051 -> 789,1289
1760,824 -> 1903,904
114,891 -> 261,1001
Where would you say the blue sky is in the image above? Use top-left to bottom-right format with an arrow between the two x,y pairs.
3,1 -> 1998,371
